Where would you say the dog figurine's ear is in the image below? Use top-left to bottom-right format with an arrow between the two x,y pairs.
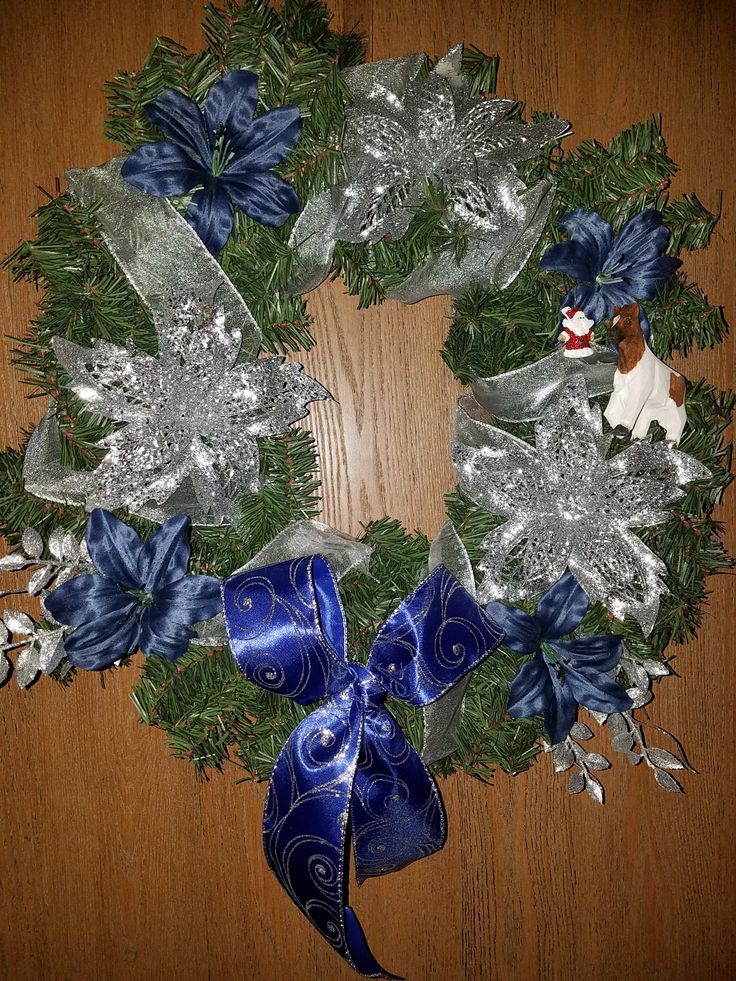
611,305 -> 622,316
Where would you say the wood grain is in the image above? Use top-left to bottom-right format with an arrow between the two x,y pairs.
1,2 -> 734,980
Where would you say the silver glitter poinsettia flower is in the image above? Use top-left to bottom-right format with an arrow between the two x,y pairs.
452,377 -> 711,635
289,45 -> 570,300
52,294 -> 329,522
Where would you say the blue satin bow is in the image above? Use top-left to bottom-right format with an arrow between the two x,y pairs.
222,555 -> 504,978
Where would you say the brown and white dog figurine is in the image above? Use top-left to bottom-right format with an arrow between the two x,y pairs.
604,303 -> 687,443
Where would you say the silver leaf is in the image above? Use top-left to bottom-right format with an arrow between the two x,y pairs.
641,658 -> 670,677
60,531 -> 80,562
568,771 -> 585,795
21,527 -> 44,559
585,753 -> 611,771
625,661 -> 650,689
0,622 -> 8,645
27,566 -> 54,596
653,767 -> 683,793
37,629 -> 66,674
586,776 -> 605,805
570,722 -> 593,740
47,528 -> 67,561
3,610 -> 35,635
606,712 -> 628,737
0,653 -> 10,685
647,747 -> 685,770
54,567 -> 75,587
79,538 -> 92,564
611,732 -> 635,753
623,749 -> 643,765
0,554 -> 32,571
14,647 -> 39,688
627,687 -> 653,709
588,710 -> 608,726
553,742 -> 575,772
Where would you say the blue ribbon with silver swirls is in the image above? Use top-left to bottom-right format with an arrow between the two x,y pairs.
222,555 -> 504,978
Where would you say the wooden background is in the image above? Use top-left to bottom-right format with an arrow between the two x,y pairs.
1,2 -> 734,979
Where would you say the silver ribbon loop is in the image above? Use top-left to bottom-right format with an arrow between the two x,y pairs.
471,345 -> 618,422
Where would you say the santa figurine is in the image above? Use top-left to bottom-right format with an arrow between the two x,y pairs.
558,306 -> 595,358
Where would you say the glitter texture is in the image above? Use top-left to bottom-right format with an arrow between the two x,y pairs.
52,294 -> 329,522
289,46 -> 570,300
452,377 -> 712,635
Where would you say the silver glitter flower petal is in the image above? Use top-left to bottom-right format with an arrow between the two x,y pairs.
53,337 -> 163,422
51,293 -> 330,521
452,377 -> 711,634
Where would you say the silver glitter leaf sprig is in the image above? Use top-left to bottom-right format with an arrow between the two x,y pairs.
289,45 -> 570,300
452,377 -> 711,634
0,526 -> 90,688
51,294 -> 329,523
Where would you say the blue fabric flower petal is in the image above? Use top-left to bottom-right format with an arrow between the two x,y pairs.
558,210 -> 614,270
120,142 -> 207,197
65,606 -> 141,671
186,183 -> 234,254
44,574 -> 132,628
146,88 -> 213,169
221,169 -> 300,227
203,69 -> 260,143
566,284 -> 607,324
507,653 -> 552,717
535,569 -> 588,638
141,514 -> 191,591
139,606 -> 197,660
599,283 -> 639,309
545,208 -> 680,329
504,569 -> 628,743
551,634 -> 622,671
604,210 -> 670,269
544,667 -> 580,744
619,256 -> 681,298
564,665 -> 633,715
539,239 -> 598,282
85,509 -> 145,589
153,575 -> 223,624
486,602 -> 542,653
225,105 -> 302,171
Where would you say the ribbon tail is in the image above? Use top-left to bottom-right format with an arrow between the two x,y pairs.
422,522 -> 476,763
352,707 -> 446,883
264,696 -> 399,978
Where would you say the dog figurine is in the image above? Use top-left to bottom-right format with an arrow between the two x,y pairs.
604,303 -> 687,443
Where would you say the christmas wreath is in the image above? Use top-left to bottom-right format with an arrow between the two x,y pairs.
1,1 -> 731,976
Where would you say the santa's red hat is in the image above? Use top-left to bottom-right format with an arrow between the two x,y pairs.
561,306 -> 586,320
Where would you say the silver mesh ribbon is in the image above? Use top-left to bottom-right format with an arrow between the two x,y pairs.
422,520 -> 478,764
472,346 -> 618,422
288,45 -> 570,302
452,377 -> 712,636
196,520 -> 374,646
233,519 -> 373,579
23,157 -> 329,525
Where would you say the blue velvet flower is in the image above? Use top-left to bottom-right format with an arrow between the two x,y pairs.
121,70 -> 302,254
488,570 -> 633,744
540,209 -> 681,335
44,509 -> 222,671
